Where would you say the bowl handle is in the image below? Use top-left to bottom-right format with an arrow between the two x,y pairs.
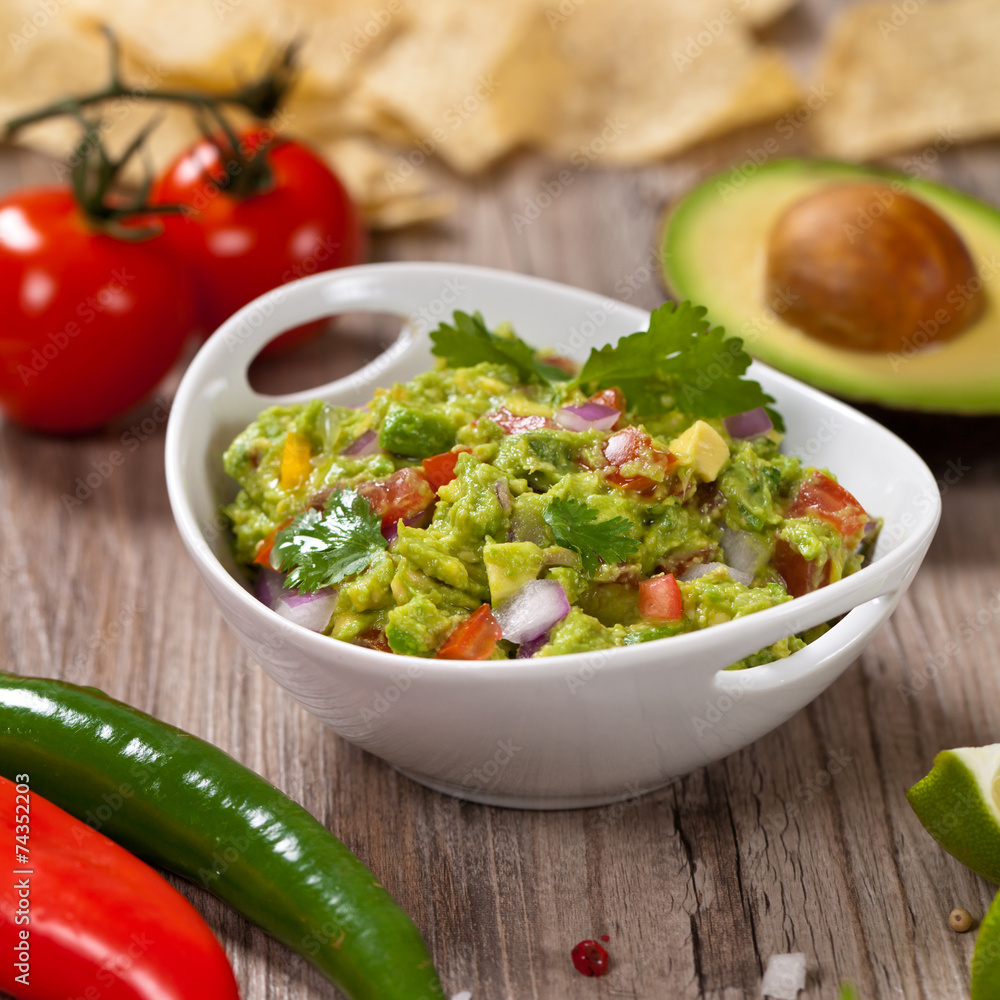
204,267 -> 455,408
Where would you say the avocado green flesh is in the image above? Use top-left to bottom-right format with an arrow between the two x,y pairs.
223,357 -> 864,659
662,158 -> 1000,413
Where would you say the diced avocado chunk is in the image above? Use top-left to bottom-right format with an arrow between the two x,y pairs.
379,403 -> 456,458
669,420 -> 729,482
483,541 -> 545,603
385,596 -> 460,656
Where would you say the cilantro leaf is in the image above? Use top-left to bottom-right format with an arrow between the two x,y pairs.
542,497 -> 638,576
273,488 -> 386,593
573,301 -> 784,430
430,310 -> 566,386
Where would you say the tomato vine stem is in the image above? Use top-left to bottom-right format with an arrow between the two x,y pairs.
4,27 -> 298,137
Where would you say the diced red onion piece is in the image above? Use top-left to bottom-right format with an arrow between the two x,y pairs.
680,562 -> 754,586
721,527 -> 769,576
863,518 -> 879,536
343,428 -> 381,456
274,588 -> 336,632
761,954 -> 806,1000
385,507 -> 433,546
493,579 -> 570,644
723,407 -> 773,440
493,479 -> 512,511
255,567 -> 287,609
554,402 -> 621,433
256,567 -> 336,632
517,633 -> 549,658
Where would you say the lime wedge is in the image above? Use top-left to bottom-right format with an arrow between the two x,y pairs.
906,745 -> 1000,884
972,890 -> 1000,1000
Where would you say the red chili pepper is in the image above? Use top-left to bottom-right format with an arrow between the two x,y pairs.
0,774 -> 240,1000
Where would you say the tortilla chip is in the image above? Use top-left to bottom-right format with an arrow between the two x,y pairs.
356,0 -> 541,174
497,0 -> 803,166
811,0 -> 1000,159
739,0 -> 799,27
322,136 -> 454,230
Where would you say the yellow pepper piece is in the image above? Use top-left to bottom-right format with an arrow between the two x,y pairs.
280,432 -> 312,489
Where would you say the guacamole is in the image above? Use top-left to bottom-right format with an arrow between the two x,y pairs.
222,309 -> 875,663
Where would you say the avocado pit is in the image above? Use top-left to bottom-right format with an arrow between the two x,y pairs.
764,182 -> 984,353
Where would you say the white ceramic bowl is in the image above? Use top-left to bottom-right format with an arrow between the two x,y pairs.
165,263 -> 940,809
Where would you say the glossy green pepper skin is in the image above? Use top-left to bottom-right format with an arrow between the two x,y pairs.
0,672 -> 443,1000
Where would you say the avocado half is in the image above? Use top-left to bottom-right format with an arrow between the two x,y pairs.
661,158 -> 1000,413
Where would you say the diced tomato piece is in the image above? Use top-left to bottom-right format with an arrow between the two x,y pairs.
638,573 -> 683,621
421,447 -> 472,492
436,604 -> 503,660
789,472 -> 869,539
354,628 -> 392,653
483,406 -> 552,435
773,537 -> 832,598
589,386 -> 626,422
253,517 -> 293,567
602,425 -> 645,465
605,471 -> 658,494
602,426 -> 677,493
357,467 -> 436,534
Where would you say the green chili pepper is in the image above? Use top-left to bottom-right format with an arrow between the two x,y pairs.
0,672 -> 443,1000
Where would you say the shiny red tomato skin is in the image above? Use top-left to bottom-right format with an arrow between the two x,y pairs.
0,187 -> 194,434
152,130 -> 365,340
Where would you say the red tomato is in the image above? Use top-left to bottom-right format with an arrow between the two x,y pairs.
602,426 -> 676,493
789,472 -> 868,539
422,447 -> 471,491
357,467 -> 436,533
437,604 -> 502,660
482,407 -> 552,434
774,537 -> 832,598
0,188 -> 194,433
638,573 -> 683,621
152,128 -> 365,344
253,517 -> 293,567
589,386 -> 626,423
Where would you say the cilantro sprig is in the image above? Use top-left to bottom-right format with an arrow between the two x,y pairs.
429,305 -> 783,430
273,488 -> 386,593
430,311 -> 568,386
571,301 -> 783,429
542,497 -> 638,576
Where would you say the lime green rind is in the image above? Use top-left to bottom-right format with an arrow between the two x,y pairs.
661,157 -> 1000,415
906,746 -> 1000,885
972,889 -> 1000,1000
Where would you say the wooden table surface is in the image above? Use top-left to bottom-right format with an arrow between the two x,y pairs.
4,2 -> 1000,997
